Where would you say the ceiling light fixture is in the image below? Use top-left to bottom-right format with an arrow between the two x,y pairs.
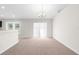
1,6 -> 5,9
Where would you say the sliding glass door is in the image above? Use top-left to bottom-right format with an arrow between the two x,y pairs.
33,22 -> 47,38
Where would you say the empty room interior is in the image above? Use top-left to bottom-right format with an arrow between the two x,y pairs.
0,4 -> 79,55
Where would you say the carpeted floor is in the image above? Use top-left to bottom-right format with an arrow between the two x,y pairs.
2,38 -> 77,55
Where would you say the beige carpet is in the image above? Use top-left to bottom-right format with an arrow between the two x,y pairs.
2,38 -> 77,55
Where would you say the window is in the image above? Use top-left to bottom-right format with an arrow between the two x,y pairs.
6,22 -> 20,31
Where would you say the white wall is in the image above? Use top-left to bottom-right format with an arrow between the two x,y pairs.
53,5 -> 79,54
20,18 -> 52,38
0,30 -> 19,54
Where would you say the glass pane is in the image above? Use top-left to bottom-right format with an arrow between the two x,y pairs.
40,23 -> 47,38
33,23 -> 40,37
8,23 -> 13,30
15,24 -> 20,30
